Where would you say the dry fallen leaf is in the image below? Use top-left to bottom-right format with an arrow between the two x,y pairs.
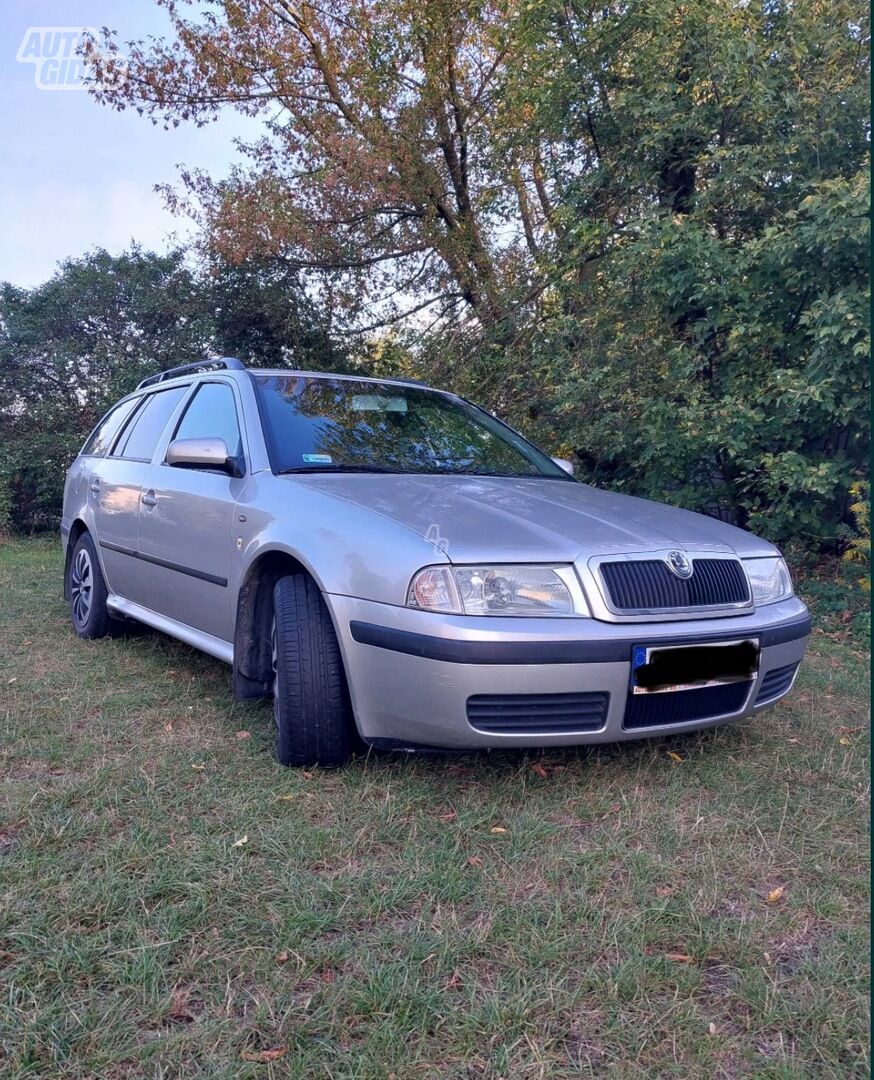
275,950 -> 289,964
840,725 -> 863,734
490,826 -> 507,834
766,886 -> 785,903
276,795 -> 295,801
444,970 -> 462,990
665,952 -> 694,963
708,1022 -> 717,1036
235,730 -> 251,740
531,762 -> 549,779
655,885 -> 674,898
240,1047 -> 287,1063
167,989 -> 195,1023
232,835 -> 248,848
839,736 -> 852,746
191,763 -> 206,771
164,723 -> 173,733
666,751 -> 684,763
467,855 -> 483,868
438,810 -> 457,823
302,771 -> 314,780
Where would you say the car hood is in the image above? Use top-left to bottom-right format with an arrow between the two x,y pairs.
284,474 -> 777,563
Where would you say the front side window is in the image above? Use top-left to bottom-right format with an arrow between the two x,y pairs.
81,396 -> 139,456
254,376 -> 571,480
112,387 -> 187,461
172,382 -> 243,459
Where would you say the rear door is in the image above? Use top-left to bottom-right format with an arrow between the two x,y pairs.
88,385 -> 188,597
136,379 -> 248,643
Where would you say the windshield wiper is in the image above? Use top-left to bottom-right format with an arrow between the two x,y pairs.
277,464 -> 406,474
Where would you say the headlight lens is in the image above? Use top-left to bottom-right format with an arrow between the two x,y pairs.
407,565 -> 576,616
744,556 -> 793,605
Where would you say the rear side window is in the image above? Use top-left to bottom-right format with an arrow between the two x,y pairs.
81,397 -> 139,457
172,382 -> 243,459
112,387 -> 187,461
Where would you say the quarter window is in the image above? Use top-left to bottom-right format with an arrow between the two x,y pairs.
81,397 -> 139,456
172,382 -> 243,460
112,387 -> 187,461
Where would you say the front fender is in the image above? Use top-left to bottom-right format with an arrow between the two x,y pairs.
231,473 -> 448,606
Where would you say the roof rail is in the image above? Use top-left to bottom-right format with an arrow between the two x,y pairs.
136,357 -> 246,390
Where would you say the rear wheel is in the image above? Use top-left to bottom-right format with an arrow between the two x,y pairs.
272,574 -> 355,767
67,532 -> 116,639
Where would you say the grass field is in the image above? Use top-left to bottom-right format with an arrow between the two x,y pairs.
0,538 -> 869,1078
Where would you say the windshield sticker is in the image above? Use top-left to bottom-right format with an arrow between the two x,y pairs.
302,453 -> 333,464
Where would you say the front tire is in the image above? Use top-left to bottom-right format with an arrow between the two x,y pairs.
67,532 -> 116,639
272,574 -> 354,767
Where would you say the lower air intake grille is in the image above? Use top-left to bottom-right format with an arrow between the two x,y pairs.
467,692 -> 609,734
624,681 -> 750,730
755,663 -> 799,704
600,558 -> 750,612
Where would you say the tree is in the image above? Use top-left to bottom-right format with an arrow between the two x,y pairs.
498,0 -> 870,544
85,0 -> 564,336
205,255 -> 347,370
0,247 -> 344,530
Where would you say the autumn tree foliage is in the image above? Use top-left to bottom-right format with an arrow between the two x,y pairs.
87,0 -> 560,336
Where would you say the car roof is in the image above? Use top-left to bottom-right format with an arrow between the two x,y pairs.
136,363 -> 441,396
245,369 -> 439,392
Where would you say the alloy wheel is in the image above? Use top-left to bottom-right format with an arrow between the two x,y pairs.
70,547 -> 93,629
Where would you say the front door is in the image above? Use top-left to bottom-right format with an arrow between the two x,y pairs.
90,385 -> 189,599
136,380 -> 247,643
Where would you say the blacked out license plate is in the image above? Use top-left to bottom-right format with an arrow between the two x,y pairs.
631,639 -> 759,695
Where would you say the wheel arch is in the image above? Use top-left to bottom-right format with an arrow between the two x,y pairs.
233,547 -> 323,701
63,518 -> 89,601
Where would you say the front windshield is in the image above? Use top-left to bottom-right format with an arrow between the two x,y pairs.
254,375 -> 572,480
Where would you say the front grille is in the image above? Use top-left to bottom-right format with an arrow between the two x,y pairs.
467,692 -> 609,734
755,663 -> 799,704
600,558 -> 749,613
623,680 -> 750,730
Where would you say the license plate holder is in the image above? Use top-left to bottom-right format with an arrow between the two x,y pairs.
631,639 -> 759,695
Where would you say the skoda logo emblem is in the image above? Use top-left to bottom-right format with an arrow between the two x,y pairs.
667,550 -> 693,578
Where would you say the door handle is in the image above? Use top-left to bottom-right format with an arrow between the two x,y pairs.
141,491 -> 158,508
89,481 -> 100,494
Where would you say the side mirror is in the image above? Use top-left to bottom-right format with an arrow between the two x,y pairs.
166,437 -> 242,477
552,456 -> 575,476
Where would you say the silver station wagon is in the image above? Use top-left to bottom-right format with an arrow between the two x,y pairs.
62,358 -> 811,766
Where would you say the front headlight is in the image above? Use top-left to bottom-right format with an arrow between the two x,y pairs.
407,565 -> 578,616
744,556 -> 793,605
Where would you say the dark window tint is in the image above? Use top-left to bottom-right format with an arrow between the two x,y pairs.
81,397 -> 139,456
254,375 -> 571,479
173,382 -> 242,459
113,387 -> 187,461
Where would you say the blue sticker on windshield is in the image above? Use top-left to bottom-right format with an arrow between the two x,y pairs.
302,453 -> 332,464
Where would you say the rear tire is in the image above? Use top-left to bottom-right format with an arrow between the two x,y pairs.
66,532 -> 116,639
272,574 -> 354,767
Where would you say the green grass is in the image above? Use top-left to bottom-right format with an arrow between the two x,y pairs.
0,538 -> 869,1078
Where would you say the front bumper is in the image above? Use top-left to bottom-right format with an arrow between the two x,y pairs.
327,595 -> 811,749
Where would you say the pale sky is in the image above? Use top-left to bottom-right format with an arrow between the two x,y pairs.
1,0 -> 262,287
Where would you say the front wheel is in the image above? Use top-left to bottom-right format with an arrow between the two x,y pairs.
272,574 -> 355,767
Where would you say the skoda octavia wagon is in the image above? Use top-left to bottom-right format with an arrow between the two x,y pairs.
62,359 -> 810,766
